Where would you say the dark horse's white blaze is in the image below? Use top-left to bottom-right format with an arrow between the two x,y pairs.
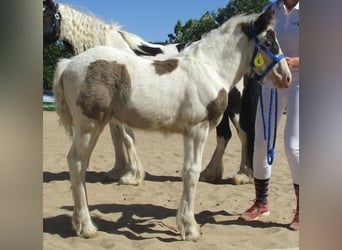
53,8 -> 291,241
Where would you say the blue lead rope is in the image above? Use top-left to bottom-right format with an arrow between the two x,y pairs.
260,88 -> 278,165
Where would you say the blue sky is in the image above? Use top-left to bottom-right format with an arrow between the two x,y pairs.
59,0 -> 230,42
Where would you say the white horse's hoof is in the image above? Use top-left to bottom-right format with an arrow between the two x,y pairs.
119,172 -> 142,186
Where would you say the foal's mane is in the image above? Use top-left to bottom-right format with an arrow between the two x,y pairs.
204,13 -> 261,43
177,14 -> 258,57
178,12 -> 274,59
220,13 -> 259,32
58,3 -> 122,53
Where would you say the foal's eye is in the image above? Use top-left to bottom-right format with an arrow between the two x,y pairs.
265,40 -> 273,47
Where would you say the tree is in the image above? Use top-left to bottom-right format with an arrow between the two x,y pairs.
217,0 -> 269,23
43,42 -> 73,90
168,11 -> 219,43
168,0 -> 269,44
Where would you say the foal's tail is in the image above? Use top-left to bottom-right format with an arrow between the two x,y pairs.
53,58 -> 74,138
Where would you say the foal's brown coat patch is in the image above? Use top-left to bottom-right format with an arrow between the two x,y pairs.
206,89 -> 228,126
152,59 -> 179,75
76,60 -> 131,120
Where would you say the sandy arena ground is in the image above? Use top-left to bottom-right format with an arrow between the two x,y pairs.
43,111 -> 299,249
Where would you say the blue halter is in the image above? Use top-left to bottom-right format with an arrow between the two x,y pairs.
249,22 -> 284,81
249,22 -> 283,165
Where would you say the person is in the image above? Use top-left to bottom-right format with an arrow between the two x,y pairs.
239,0 -> 300,231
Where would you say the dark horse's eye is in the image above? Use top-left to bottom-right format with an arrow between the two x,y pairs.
265,40 -> 273,47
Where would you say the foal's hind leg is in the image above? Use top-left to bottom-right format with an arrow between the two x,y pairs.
103,122 -> 144,185
103,122 -> 129,182
200,109 -> 230,183
68,122 -> 105,238
118,124 -> 145,185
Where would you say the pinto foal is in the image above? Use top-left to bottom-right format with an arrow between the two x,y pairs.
53,8 -> 291,240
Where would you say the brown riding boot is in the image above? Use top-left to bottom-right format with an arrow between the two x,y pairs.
289,183 -> 299,230
240,178 -> 270,221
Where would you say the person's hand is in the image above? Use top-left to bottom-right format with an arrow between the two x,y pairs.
285,56 -> 299,68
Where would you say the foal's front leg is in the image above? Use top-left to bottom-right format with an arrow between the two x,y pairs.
177,124 -> 209,241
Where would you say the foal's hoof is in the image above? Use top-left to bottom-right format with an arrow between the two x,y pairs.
80,228 -> 98,239
183,225 -> 201,242
72,217 -> 98,238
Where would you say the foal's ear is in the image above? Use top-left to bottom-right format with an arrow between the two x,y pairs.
241,6 -> 274,40
254,6 -> 275,34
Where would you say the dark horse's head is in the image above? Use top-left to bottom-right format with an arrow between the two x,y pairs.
43,0 -> 61,48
